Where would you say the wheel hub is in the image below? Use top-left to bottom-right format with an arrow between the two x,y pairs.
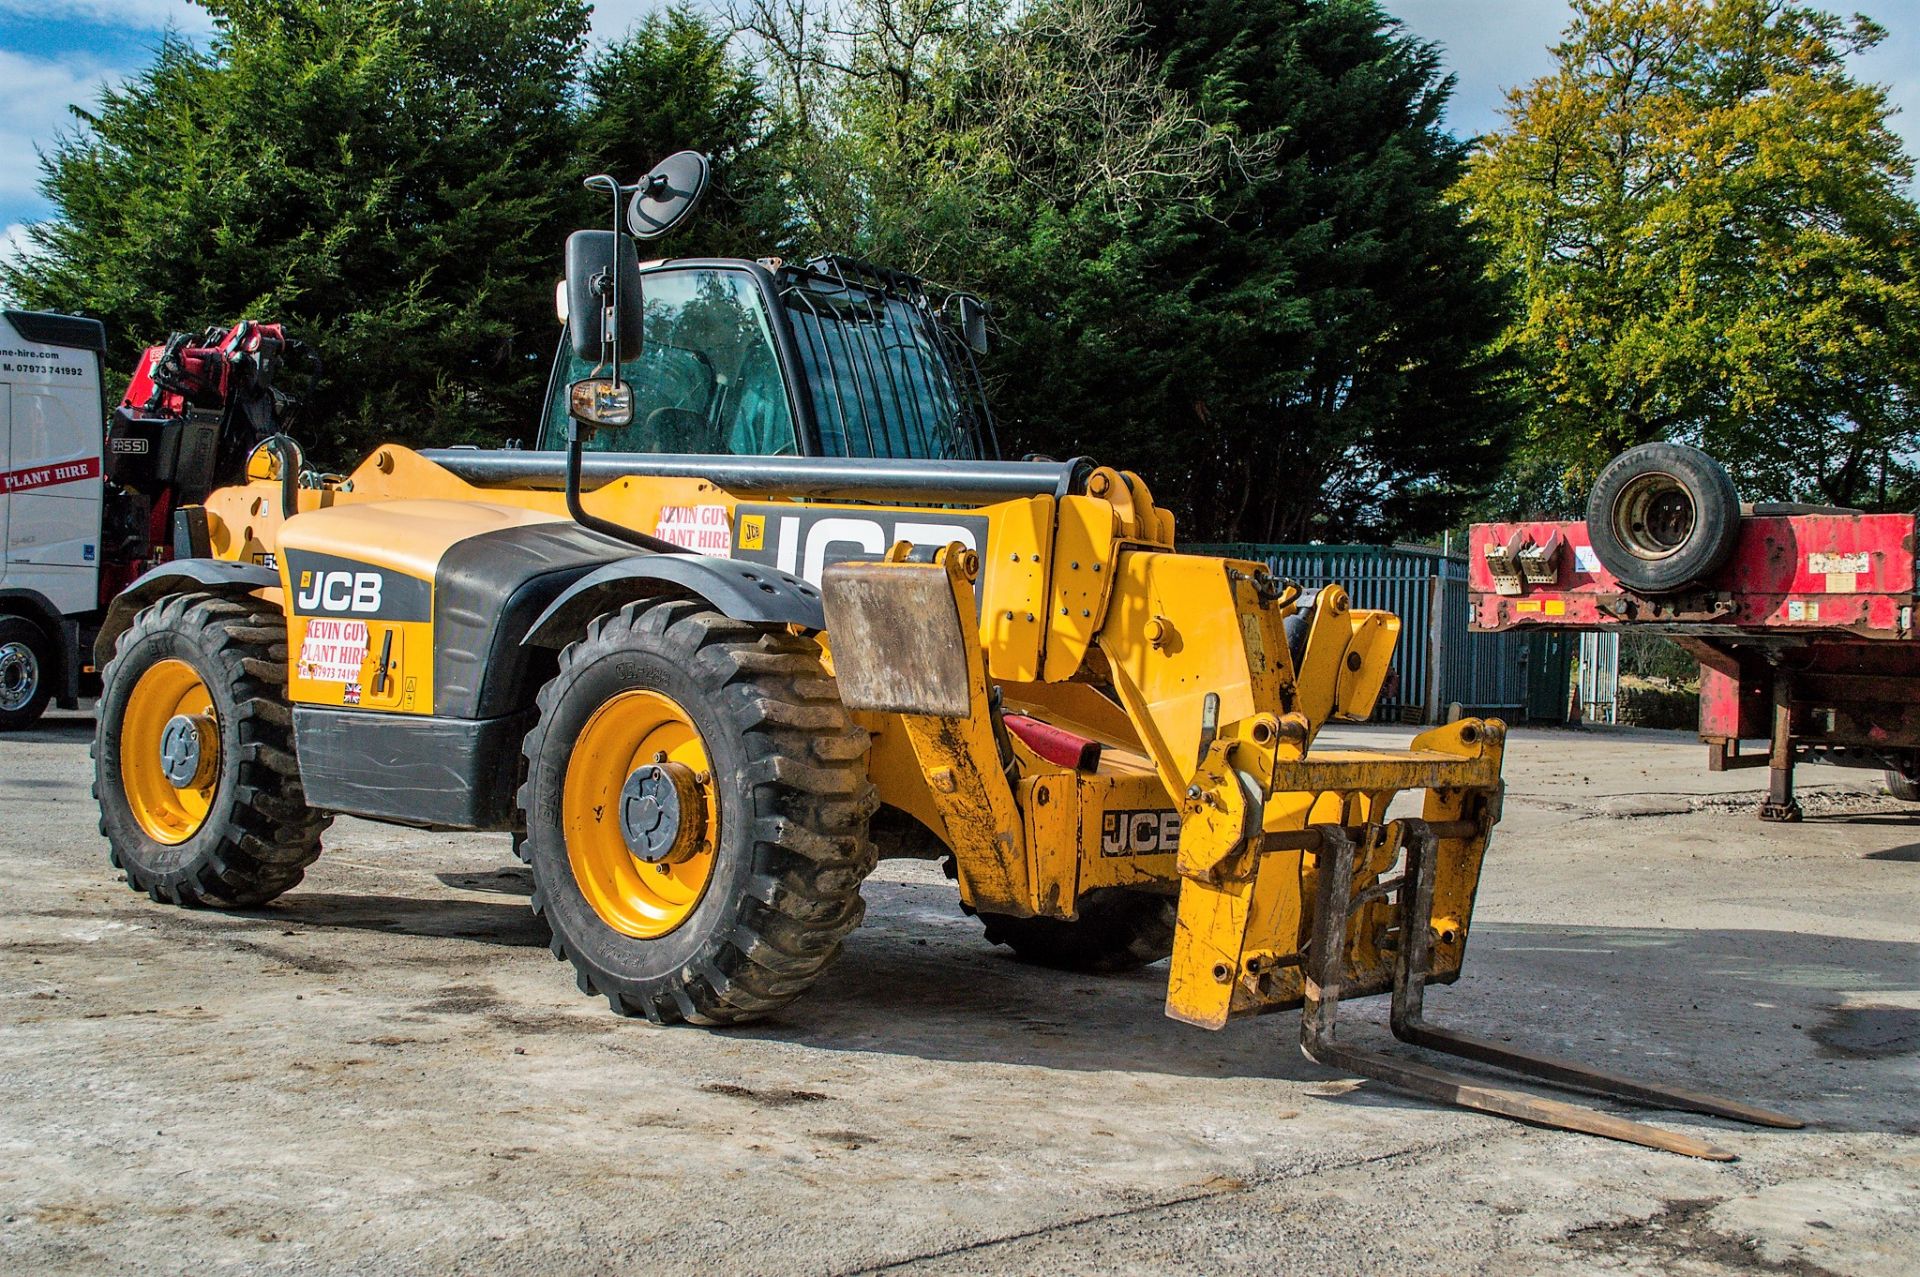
618,761 -> 705,864
1614,471 -> 1697,560
0,640 -> 38,713
159,713 -> 216,788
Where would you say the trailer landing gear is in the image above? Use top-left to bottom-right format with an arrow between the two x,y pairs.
1299,820 -> 1802,1160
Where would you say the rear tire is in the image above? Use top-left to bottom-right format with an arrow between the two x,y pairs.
1885,770 -> 1920,802
979,887 -> 1176,973
0,614 -> 54,730
93,592 -> 329,906
519,599 -> 875,1025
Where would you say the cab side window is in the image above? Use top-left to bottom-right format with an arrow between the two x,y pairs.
543,268 -> 797,456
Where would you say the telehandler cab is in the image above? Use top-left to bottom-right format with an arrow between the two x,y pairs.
92,153 -> 1796,1158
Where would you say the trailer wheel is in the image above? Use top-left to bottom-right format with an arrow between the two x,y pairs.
1586,443 -> 1740,594
519,600 -> 875,1025
0,614 -> 54,730
978,888 -> 1176,973
94,593 -> 330,906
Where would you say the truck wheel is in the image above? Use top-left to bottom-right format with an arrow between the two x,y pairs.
978,887 -> 1176,973
1586,443 -> 1740,594
93,593 -> 330,906
519,599 -> 875,1025
1885,770 -> 1920,802
0,615 -> 54,730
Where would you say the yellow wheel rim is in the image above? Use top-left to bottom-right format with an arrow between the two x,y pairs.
120,659 -> 218,845
563,689 -> 718,938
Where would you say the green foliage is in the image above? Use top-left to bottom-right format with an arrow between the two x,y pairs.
577,7 -> 791,258
1618,679 -> 1700,728
0,1 -> 791,464
1618,631 -> 1699,684
741,0 -> 1515,541
2,0 -> 591,463
5,0 -> 1510,539
1459,0 -> 1920,513
1003,0 -> 1517,542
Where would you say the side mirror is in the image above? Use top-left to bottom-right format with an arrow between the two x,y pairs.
564,229 -> 644,362
956,294 -> 990,355
567,378 -> 635,429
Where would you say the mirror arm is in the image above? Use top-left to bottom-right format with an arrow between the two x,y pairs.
563,420 -> 686,556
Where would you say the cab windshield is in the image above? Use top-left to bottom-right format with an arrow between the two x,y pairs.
541,267 -> 798,455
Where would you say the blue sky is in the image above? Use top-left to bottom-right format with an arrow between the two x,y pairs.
3,0 -> 1919,258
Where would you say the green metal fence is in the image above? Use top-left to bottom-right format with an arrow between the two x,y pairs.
1185,543 -> 1569,725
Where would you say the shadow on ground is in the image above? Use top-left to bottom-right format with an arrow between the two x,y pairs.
66,862 -> 1915,1132
725,887 -> 1920,1133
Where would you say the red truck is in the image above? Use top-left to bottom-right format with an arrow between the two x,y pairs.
1468,443 -> 1918,821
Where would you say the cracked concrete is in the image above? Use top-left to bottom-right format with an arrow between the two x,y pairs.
2,714 -> 1915,1274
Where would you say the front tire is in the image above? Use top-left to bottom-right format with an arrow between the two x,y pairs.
519,599 -> 875,1024
93,592 -> 329,906
0,614 -> 54,730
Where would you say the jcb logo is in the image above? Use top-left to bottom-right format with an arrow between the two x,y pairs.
733,504 -> 991,587
297,569 -> 384,614
1101,809 -> 1181,856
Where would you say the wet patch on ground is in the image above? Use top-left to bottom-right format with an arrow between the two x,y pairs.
413,983 -> 503,1015
1563,1199 -> 1842,1276
699,1083 -> 831,1107
1808,1004 -> 1920,1059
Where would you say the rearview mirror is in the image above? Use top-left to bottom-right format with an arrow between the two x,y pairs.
568,378 -> 635,429
564,229 -> 644,362
956,294 -> 989,355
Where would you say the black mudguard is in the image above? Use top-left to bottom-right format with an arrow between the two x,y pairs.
94,559 -> 279,665
522,553 -> 824,649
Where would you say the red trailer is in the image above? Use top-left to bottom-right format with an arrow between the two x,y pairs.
1468,443 -> 1919,821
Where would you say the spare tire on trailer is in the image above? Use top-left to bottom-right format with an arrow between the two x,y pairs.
1585,443 -> 1741,595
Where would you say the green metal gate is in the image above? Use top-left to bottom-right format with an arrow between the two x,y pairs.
1523,631 -> 1573,723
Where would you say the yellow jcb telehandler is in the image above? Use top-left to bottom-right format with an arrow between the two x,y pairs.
91,154 -> 1795,1158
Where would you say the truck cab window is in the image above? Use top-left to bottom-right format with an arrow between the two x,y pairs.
542,268 -> 797,456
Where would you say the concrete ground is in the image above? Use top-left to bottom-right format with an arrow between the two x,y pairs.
1,712 -> 1915,1276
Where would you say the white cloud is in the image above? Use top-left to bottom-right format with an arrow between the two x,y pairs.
0,50 -> 119,215
0,0 -> 211,30
1,222 -> 37,303
2,221 -> 34,264
587,0 -> 669,43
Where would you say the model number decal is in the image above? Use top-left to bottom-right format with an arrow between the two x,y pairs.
1101,809 -> 1181,856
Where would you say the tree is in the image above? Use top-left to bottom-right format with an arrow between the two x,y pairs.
995,0 -> 1515,542
740,0 -> 1511,542
576,6 -> 791,259
1459,0 -> 1920,513
2,0 -> 590,462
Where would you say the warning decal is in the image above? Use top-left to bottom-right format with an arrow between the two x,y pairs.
654,504 -> 733,555
1808,552 -> 1870,575
299,619 -> 369,683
